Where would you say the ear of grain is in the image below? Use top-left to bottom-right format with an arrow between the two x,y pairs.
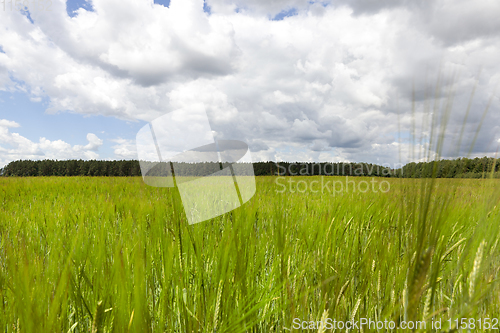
469,240 -> 486,299
91,301 -> 104,333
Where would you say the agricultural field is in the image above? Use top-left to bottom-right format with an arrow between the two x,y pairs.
0,176 -> 499,332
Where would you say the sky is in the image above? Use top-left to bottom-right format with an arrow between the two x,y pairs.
1,0 -> 500,168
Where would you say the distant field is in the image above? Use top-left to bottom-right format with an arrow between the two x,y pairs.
0,176 -> 499,332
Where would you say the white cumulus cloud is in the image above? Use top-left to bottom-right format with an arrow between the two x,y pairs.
0,119 -> 103,167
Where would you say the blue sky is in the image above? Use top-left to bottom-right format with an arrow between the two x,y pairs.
66,0 -> 95,17
0,90 -> 146,159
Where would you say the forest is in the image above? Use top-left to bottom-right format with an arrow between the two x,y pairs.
0,157 -> 499,178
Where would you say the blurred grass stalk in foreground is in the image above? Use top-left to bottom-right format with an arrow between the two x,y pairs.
399,69 -> 500,328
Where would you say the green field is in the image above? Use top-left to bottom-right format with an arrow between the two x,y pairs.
1,176 -> 499,332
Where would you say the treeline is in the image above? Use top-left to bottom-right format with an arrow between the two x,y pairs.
253,161 -> 394,177
256,158 -> 500,178
141,161 -> 255,177
1,159 -> 394,177
1,160 -> 142,177
395,157 -> 500,179
0,157 -> 499,178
